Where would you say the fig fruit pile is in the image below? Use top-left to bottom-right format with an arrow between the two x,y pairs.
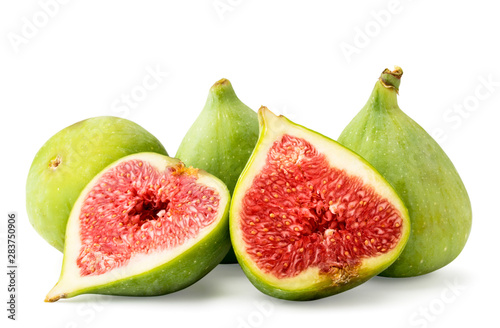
26,71 -> 471,302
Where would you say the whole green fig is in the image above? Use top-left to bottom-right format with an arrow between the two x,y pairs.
26,117 -> 167,251
176,78 -> 259,263
338,67 -> 472,277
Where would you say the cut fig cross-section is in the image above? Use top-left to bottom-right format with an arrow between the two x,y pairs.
45,153 -> 230,302
230,107 -> 410,301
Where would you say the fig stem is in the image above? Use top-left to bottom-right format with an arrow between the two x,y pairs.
379,66 -> 403,93
209,78 -> 237,100
203,78 -> 244,115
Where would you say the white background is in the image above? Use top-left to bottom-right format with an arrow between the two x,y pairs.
1,1 -> 498,327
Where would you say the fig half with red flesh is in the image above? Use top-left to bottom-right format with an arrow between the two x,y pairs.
45,153 -> 230,302
230,107 -> 410,300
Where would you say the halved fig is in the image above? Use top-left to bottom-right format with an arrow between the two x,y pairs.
45,153 -> 230,302
230,107 -> 410,301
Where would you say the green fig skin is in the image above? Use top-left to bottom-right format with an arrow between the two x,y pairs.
240,264 -> 381,301
176,79 -> 259,263
26,117 -> 167,252
338,68 -> 472,277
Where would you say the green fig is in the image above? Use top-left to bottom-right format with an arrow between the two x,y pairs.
27,117 -> 167,252
230,107 -> 410,300
45,153 -> 230,301
176,78 -> 259,263
338,67 -> 472,277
